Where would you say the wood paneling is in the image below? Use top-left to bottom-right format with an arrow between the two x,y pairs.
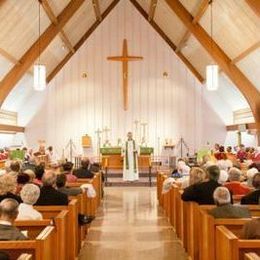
165,0 -> 260,122
0,0 -> 85,107
47,0 -> 120,83
130,0 -> 204,83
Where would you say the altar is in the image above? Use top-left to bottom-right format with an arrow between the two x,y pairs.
100,147 -> 154,170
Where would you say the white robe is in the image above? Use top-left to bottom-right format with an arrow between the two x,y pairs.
122,140 -> 139,181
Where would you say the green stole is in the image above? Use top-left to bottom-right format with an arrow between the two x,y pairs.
125,140 -> 137,173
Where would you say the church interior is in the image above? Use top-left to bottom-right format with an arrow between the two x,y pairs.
0,0 -> 259,259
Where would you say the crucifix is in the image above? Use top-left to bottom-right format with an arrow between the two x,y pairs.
107,39 -> 143,110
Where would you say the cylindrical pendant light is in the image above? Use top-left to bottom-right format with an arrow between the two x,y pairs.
33,1 -> 46,91
34,64 -> 46,91
206,0 -> 219,91
206,64 -> 218,91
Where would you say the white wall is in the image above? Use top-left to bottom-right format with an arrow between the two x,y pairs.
20,0 -> 228,157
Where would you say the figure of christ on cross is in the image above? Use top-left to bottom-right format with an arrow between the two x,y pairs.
107,39 -> 143,110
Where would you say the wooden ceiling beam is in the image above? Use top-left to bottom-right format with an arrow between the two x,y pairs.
148,0 -> 158,22
92,0 -> 102,22
130,0 -> 204,83
47,0 -> 120,83
245,0 -> 260,17
0,48 -> 20,65
165,0 -> 260,122
40,0 -> 75,53
231,41 -> 260,64
0,124 -> 25,133
176,0 -> 209,53
226,122 -> 260,131
0,0 -> 85,107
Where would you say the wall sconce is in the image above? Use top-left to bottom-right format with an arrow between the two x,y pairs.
81,72 -> 88,78
163,71 -> 168,78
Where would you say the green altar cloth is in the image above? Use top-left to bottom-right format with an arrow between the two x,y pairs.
100,147 -> 154,155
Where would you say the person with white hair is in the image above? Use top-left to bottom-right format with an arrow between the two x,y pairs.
246,167 -> 259,187
209,187 -> 251,218
224,167 -> 251,195
16,184 -> 42,220
218,170 -> 229,185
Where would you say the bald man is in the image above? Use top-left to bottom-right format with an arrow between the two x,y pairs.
0,198 -> 27,240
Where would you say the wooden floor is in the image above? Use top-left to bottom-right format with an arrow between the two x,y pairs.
79,187 -> 188,260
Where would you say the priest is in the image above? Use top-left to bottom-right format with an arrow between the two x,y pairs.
122,132 -> 139,181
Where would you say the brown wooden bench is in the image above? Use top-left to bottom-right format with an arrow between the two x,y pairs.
0,225 -> 56,260
15,210 -> 68,260
68,172 -> 102,216
199,207 -> 260,260
34,199 -> 78,260
216,225 -> 260,260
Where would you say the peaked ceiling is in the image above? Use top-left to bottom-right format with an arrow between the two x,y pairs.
0,0 -> 259,122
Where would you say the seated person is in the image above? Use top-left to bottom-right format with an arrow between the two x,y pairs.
33,164 -> 45,187
242,218 -> 260,239
0,174 -> 22,203
0,198 -> 27,240
62,162 -> 77,183
182,165 -> 221,205
17,184 -> 42,220
224,167 -> 251,195
241,173 -> 260,205
209,187 -> 251,218
56,174 -> 82,196
9,160 -> 21,176
214,146 -> 227,160
23,169 -> 36,183
73,158 -> 94,179
16,173 -> 30,195
252,147 -> 260,163
36,170 -> 68,206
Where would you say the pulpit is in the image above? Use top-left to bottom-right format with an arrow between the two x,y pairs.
100,147 -> 154,170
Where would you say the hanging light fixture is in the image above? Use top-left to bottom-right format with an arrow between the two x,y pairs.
206,0 -> 219,91
34,2 -> 46,91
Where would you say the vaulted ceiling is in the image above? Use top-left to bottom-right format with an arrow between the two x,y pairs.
0,0 -> 259,124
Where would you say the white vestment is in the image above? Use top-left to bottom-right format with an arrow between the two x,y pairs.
122,140 -> 139,181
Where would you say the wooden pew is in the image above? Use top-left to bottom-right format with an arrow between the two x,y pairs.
0,225 -> 56,260
34,199 -> 78,260
216,225 -> 260,260
15,211 -> 68,260
69,193 -> 89,248
199,207 -> 260,260
244,252 -> 260,260
68,172 -> 102,216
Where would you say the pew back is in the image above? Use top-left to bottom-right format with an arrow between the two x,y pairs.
0,226 -> 55,260
216,225 -> 260,260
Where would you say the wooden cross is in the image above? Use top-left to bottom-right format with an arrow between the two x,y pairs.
107,39 -> 143,110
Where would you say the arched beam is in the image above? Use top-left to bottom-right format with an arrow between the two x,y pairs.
0,0 -> 85,107
165,0 -> 260,122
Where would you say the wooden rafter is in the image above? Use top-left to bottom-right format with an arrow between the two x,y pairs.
165,0 -> 260,122
0,124 -> 25,133
0,48 -> 20,65
40,0 -> 75,53
148,0 -> 158,22
130,0 -> 204,83
176,0 -> 209,53
0,0 -> 85,107
47,0 -> 120,83
245,0 -> 260,17
226,122 -> 260,131
231,41 -> 260,64
92,0 -> 102,22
